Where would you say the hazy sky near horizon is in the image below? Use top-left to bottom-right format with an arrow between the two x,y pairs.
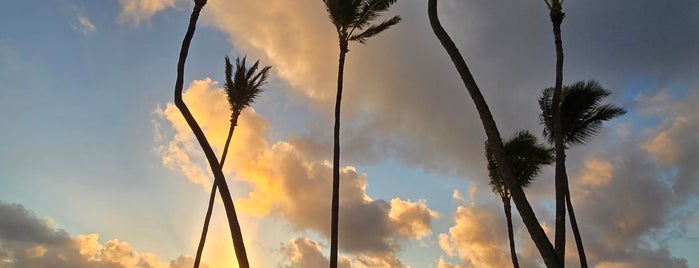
1,0 -> 699,267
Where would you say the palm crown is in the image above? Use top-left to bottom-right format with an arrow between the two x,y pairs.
539,80 -> 627,147
486,131 -> 554,197
224,56 -> 272,119
322,0 -> 401,46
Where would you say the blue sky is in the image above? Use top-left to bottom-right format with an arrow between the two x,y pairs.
1,0 -> 699,267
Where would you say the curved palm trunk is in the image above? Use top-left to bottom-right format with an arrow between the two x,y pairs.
330,42 -> 348,268
548,2 -> 567,264
565,172 -> 588,267
503,195 -> 520,268
193,114 -> 239,268
173,2 -> 249,267
428,1 -> 560,267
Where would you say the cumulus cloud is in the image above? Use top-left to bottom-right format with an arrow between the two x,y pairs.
438,204 -> 510,268
281,238 -> 351,268
154,79 -> 439,264
0,202 -> 206,268
117,0 -> 178,26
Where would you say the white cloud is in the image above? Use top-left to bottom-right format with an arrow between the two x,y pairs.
72,15 -> 96,35
117,0 -> 177,26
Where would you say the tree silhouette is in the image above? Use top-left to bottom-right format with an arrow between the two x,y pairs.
539,80 -> 627,267
428,0 -> 561,266
320,1 -> 401,267
486,131 -> 554,268
193,56 -> 271,268
173,1 -> 249,267
543,0 -> 568,262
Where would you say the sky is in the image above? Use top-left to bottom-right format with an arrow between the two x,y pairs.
1,0 -> 698,267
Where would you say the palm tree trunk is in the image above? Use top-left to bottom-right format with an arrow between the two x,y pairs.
565,171 -> 588,267
503,195 -> 520,268
173,2 -> 249,267
548,2 -> 567,264
193,113 -> 240,268
330,41 -> 348,268
428,1 -> 560,267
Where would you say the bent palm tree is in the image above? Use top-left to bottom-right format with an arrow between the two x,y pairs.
193,56 -> 271,268
486,131 -> 554,268
539,80 -> 627,267
543,0 -> 567,262
321,1 -> 401,267
428,0 -> 561,266
173,1 -> 249,267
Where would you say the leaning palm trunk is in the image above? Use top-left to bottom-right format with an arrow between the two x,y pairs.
330,40 -> 348,268
503,196 -> 520,268
173,1 -> 249,267
428,1 -> 560,266
566,173 -> 588,267
193,113 -> 240,268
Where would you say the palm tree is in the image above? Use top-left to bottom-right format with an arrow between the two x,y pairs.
427,0 -> 561,266
320,1 -> 401,267
193,56 -> 271,268
543,0 -> 567,262
539,80 -> 627,267
173,1 -> 249,267
486,131 -> 554,268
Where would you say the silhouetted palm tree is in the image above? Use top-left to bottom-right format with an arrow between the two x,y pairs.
173,1 -> 249,267
539,80 -> 627,267
486,131 -> 554,268
543,0 -> 568,262
193,56 -> 271,268
428,0 -> 561,266
321,1 -> 401,267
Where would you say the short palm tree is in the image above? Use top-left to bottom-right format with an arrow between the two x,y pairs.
428,0 -> 560,266
486,131 -> 554,268
173,1 -> 250,267
539,79 -> 626,267
193,56 -> 271,268
321,1 -> 401,267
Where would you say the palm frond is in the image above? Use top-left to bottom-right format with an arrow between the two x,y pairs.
352,0 -> 399,30
486,131 -> 554,196
539,80 -> 626,146
350,16 -> 401,44
323,0 -> 363,33
539,87 -> 555,141
224,55 -> 272,116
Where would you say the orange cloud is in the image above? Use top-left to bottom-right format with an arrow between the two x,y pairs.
117,0 -> 177,26
154,78 -> 439,264
438,204 -> 510,268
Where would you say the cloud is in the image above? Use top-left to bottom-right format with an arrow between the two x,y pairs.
280,238 -> 351,268
154,78 -> 439,264
0,201 -> 206,268
72,15 -> 96,35
437,204 -> 510,268
117,0 -> 177,26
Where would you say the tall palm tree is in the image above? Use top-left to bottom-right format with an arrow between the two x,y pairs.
486,131 -> 554,268
428,0 -> 561,266
543,0 -> 568,262
193,56 -> 271,268
321,1 -> 401,267
539,80 -> 627,267
173,1 -> 249,267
